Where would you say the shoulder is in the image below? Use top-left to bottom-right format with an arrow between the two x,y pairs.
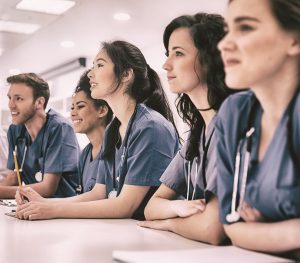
217,90 -> 254,123
7,124 -> 22,139
47,109 -> 73,129
133,104 -> 176,136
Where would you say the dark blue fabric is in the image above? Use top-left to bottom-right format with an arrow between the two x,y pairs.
7,109 -> 80,197
216,91 -> 300,224
96,104 -> 180,219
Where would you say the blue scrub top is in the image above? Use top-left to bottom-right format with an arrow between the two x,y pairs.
160,117 -> 217,201
215,91 -> 300,224
78,143 -> 101,193
7,109 -> 80,197
96,103 -> 180,220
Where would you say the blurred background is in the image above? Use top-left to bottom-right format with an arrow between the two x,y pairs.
0,0 -> 227,147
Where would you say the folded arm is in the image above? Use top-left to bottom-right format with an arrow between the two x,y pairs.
224,219 -> 300,253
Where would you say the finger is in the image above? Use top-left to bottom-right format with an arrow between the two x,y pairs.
137,221 -> 151,228
19,187 -> 34,200
15,191 -> 23,205
28,214 -> 39,221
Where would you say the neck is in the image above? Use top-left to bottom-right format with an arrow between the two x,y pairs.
105,89 -> 136,139
25,111 -> 47,141
86,126 -> 105,158
252,61 -> 299,123
187,85 -> 216,128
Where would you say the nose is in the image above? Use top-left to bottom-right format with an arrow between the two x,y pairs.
217,32 -> 235,52
70,105 -> 77,117
8,98 -> 15,110
162,56 -> 172,71
87,69 -> 94,80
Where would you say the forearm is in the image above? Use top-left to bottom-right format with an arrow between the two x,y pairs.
168,197 -> 225,245
225,219 -> 300,252
168,215 -> 225,245
0,185 -> 19,198
49,187 -> 105,203
54,198 -> 135,219
27,182 -> 57,197
144,196 -> 179,220
0,170 -> 18,186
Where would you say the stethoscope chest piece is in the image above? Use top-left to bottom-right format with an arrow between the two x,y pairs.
108,190 -> 117,199
226,211 -> 240,223
35,171 -> 43,182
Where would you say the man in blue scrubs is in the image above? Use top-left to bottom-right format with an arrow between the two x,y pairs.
0,73 -> 80,198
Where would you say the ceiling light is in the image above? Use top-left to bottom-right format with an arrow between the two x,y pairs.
60,40 -> 75,48
113,13 -> 131,21
16,0 -> 75,15
0,20 -> 40,34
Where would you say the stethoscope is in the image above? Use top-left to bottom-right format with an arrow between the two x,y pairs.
14,114 -> 49,184
76,144 -> 101,194
109,105 -> 138,199
75,143 -> 92,194
185,127 -> 214,201
14,126 -> 29,184
226,93 -> 300,223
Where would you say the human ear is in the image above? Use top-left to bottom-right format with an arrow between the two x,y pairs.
97,105 -> 108,118
121,68 -> 134,83
35,97 -> 45,110
287,34 -> 300,56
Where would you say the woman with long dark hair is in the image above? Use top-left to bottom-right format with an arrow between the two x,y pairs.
140,13 -> 232,244
16,40 -> 179,220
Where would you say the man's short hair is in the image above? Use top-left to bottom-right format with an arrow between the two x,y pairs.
7,73 -> 50,109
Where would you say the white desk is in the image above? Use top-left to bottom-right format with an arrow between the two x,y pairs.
0,205 -> 209,263
0,205 -> 293,263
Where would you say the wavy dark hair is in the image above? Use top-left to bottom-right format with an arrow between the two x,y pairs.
163,13 -> 232,161
101,40 -> 178,135
74,70 -> 113,126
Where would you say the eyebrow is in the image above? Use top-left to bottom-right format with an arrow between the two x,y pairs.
75,101 -> 87,105
171,46 -> 185,51
234,16 -> 260,23
95,57 -> 107,63
7,94 -> 22,97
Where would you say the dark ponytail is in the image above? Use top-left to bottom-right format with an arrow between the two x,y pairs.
144,64 -> 177,132
102,40 -> 179,137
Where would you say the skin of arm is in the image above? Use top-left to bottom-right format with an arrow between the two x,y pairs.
144,184 -> 205,220
16,183 -> 107,205
224,219 -> 300,253
16,184 -> 150,220
141,195 -> 226,245
0,171 -> 61,198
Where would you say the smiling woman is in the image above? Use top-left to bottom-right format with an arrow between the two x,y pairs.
15,40 -> 180,221
71,70 -> 112,193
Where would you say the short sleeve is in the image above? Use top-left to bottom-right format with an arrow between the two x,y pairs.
160,144 -> 187,195
44,123 -> 79,173
124,122 -> 179,187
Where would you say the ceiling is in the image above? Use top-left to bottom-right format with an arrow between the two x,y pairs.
0,0 -> 227,86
